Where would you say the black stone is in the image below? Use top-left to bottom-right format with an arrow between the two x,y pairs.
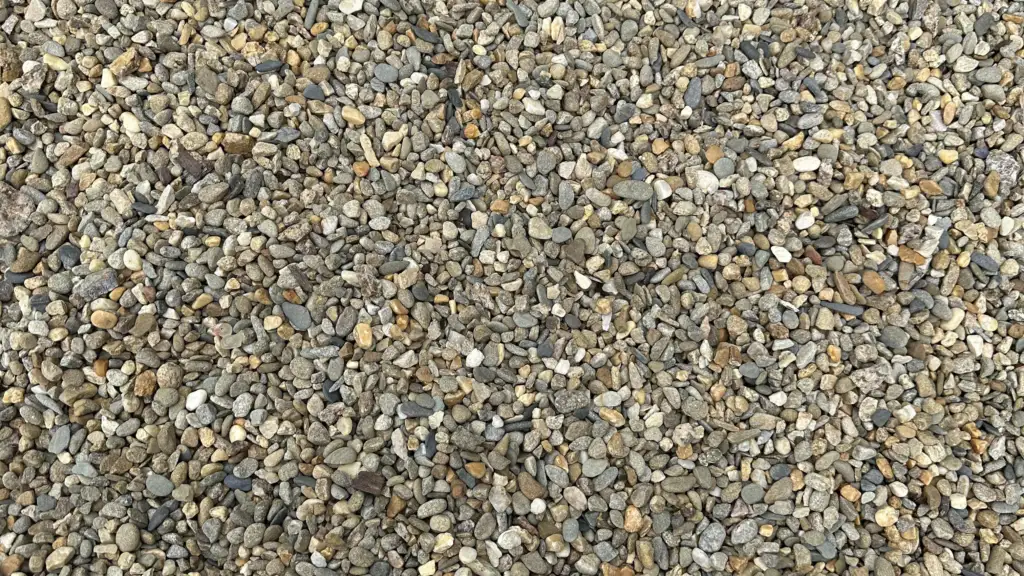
132,202 -> 157,215
61,239 -> 83,268
224,474 -> 252,491
303,85 -> 325,101
871,409 -> 892,428
255,60 -> 283,73
411,281 -> 432,301
411,25 -> 440,44
322,380 -> 341,403
351,471 -> 386,495
971,252 -> 1000,273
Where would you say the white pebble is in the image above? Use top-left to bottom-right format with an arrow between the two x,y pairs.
459,547 -> 477,564
950,494 -> 967,509
185,390 -> 208,411
793,156 -> 821,172
653,179 -> 673,200
771,246 -> 792,263
795,211 -> 815,230
466,349 -> 484,368
123,249 -> 143,271
692,170 -> 720,194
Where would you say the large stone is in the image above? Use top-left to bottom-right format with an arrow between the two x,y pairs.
613,180 -> 654,201
0,184 -> 34,238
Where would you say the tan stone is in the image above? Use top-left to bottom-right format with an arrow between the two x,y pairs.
704,145 -> 724,164
919,179 -> 942,195
342,106 -> 365,126
133,370 -> 157,397
90,310 -> 118,329
984,171 -> 1000,198
897,245 -> 925,265
222,133 -> 254,155
354,323 -> 373,349
862,270 -> 886,294
465,462 -> 487,479
109,47 -> 141,77
875,506 -> 899,527
518,471 -> 546,499
624,505 -> 643,533
0,97 -> 10,131
840,484 -> 861,501
1,554 -> 23,576
697,254 -> 718,269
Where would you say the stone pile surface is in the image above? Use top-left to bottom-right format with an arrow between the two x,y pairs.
2,0 -> 1024,575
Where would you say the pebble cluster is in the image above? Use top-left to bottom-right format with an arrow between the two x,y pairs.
2,0 -> 1024,575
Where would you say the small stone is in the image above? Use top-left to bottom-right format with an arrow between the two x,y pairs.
692,170 -> 720,193
146,474 -> 174,497
528,217 -> 552,239
123,249 -> 143,271
0,98 -> 11,131
281,302 -> 312,330
354,323 -> 374,349
771,246 -> 792,263
186,390 -> 208,411
698,523 -> 726,552
343,106 -> 366,126
613,180 -> 653,201
793,156 -> 821,172
45,548 -> 74,571
623,506 -> 643,533
109,48 -> 141,77
337,0 -> 363,14
115,524 -> 141,552
351,471 -> 386,495
0,185 -> 35,238
374,64 -> 399,83
862,270 -> 886,294
874,506 -> 898,527
90,310 -> 118,329
223,133 -> 255,155
938,149 -> 958,164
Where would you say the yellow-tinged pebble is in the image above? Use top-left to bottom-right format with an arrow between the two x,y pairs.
354,323 -> 373,349
937,149 -> 958,164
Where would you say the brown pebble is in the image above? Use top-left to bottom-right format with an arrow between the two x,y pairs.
465,462 -> 487,479
705,145 -> 724,164
133,370 -> 157,397
862,270 -> 886,295
90,310 -> 118,329
354,323 -> 373,349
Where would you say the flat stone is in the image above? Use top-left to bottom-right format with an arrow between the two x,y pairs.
74,268 -> 119,301
281,302 -> 312,330
146,474 -> 174,497
613,180 -> 653,201
793,156 -> 821,172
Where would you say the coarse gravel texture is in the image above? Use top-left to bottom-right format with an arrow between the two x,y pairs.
2,0 -> 1024,575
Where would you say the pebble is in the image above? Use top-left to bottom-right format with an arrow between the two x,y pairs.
115,524 -> 141,552
792,156 -> 821,172
146,475 -> 174,497
612,180 -> 653,201
771,246 -> 792,263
